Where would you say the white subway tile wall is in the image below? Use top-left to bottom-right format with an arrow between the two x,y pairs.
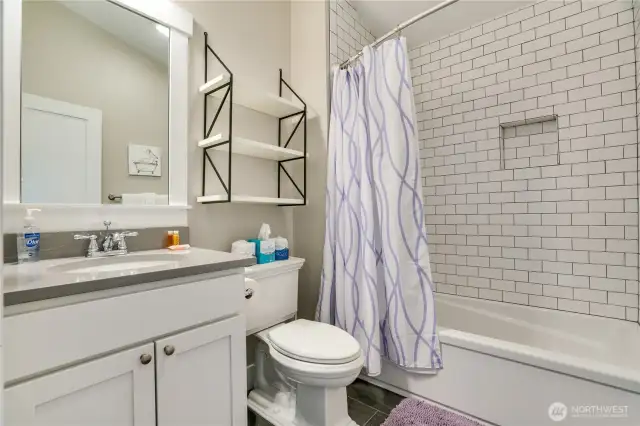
411,0 -> 640,321
329,0 -> 375,67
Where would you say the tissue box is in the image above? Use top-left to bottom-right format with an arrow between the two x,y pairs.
275,236 -> 289,261
247,238 -> 275,264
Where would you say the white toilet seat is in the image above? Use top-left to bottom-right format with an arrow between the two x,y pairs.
268,319 -> 362,365
256,320 -> 365,388
268,343 -> 364,382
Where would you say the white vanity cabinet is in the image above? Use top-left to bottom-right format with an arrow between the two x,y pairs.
4,271 -> 248,426
156,316 -> 246,426
5,343 -> 156,426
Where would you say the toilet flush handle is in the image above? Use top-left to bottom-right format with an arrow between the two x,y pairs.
245,277 -> 257,299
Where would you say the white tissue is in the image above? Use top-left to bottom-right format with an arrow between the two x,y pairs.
275,236 -> 288,250
258,223 -> 271,240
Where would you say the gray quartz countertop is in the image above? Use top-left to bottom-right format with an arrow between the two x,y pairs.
3,248 -> 256,306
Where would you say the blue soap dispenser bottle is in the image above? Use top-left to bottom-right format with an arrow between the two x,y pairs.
17,208 -> 41,264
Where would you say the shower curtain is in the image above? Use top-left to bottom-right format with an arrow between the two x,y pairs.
317,37 -> 442,376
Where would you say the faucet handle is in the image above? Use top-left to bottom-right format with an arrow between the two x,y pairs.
114,231 -> 138,252
74,234 -> 99,257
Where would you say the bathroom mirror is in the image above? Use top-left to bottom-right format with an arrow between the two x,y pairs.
21,0 -> 170,205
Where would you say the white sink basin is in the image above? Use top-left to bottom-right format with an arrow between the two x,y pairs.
50,254 -> 180,274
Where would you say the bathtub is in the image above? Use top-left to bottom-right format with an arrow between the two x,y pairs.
363,294 -> 640,426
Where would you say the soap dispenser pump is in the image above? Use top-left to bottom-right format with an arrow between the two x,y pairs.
17,208 -> 42,264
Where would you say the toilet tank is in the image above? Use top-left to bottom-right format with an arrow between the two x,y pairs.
244,257 -> 305,335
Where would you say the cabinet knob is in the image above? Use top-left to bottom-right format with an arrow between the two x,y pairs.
164,345 -> 176,356
140,353 -> 153,365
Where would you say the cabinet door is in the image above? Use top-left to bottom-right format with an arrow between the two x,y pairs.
156,316 -> 247,426
5,343 -> 155,426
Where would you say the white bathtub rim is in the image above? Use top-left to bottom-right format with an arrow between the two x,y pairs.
438,294 -> 622,350
436,293 -> 640,349
438,327 -> 640,394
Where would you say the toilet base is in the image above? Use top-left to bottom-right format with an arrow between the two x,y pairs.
250,328 -> 362,426
248,390 -> 295,426
248,386 -> 358,426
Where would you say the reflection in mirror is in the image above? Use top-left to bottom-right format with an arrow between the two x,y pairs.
21,0 -> 169,205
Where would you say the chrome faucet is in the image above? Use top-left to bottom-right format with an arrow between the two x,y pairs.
101,221 -> 115,252
74,221 -> 139,258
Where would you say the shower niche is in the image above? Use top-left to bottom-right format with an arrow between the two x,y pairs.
499,116 -> 560,170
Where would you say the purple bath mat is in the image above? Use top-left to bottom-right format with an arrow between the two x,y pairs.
382,398 -> 483,426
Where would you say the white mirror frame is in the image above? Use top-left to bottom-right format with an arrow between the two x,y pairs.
2,0 -> 193,232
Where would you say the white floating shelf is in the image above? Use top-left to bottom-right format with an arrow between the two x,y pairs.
198,73 -> 229,94
199,73 -> 304,118
197,133 -> 226,149
197,195 -> 304,205
199,134 -> 305,161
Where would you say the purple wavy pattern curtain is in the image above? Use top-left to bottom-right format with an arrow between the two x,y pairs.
317,37 -> 442,375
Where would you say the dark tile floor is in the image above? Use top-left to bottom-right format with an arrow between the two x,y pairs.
347,379 -> 405,425
249,378 -> 405,425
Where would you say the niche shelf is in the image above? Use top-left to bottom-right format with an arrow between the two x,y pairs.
198,32 -> 307,206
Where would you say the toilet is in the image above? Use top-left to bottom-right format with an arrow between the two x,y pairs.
244,258 -> 364,426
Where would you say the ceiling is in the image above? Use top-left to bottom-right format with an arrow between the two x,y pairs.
351,0 -> 536,47
61,0 -> 169,66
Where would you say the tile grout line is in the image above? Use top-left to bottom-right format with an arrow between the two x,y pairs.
349,396 -> 389,424
347,393 -> 389,424
362,412 -> 377,426
363,408 -> 388,426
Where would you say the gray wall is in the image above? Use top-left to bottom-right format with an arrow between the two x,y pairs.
290,1 -> 330,320
22,1 -> 169,203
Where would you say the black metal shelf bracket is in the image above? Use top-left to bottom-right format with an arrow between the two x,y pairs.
277,68 -> 307,206
200,33 -> 307,207
201,32 -> 233,204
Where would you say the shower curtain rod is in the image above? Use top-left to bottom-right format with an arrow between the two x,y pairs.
340,0 -> 461,68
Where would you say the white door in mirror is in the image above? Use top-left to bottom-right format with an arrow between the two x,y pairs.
21,94 -> 102,204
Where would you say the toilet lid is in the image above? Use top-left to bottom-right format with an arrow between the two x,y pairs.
268,320 -> 362,365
